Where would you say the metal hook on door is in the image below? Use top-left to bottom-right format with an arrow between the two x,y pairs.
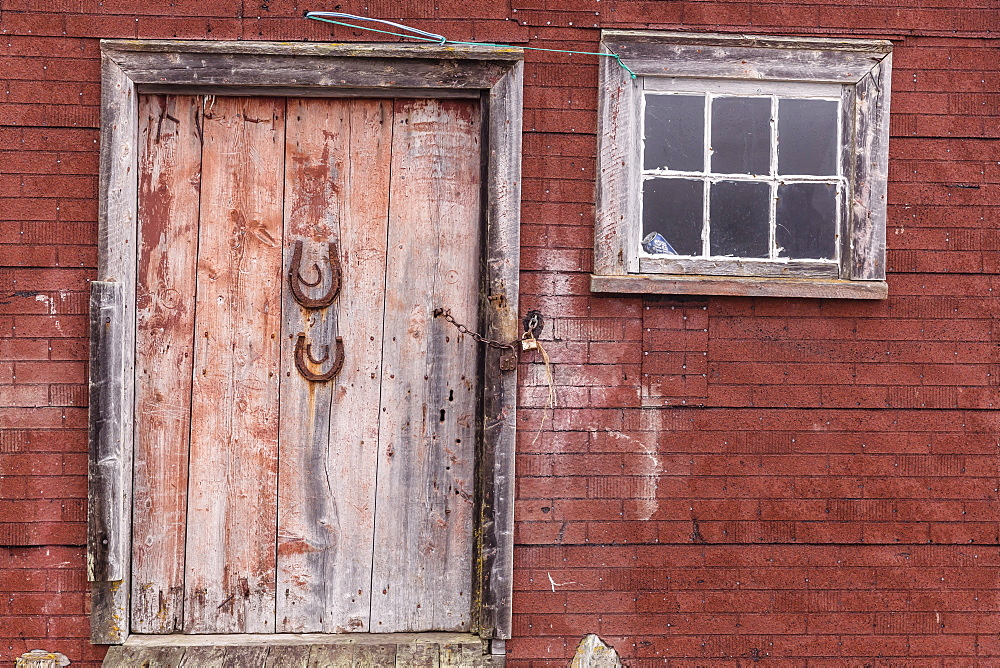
294,333 -> 345,382
289,240 -> 341,308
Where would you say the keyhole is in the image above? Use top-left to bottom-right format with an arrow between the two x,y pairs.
440,409 -> 446,422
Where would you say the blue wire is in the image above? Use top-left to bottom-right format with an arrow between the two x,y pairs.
304,12 -> 637,79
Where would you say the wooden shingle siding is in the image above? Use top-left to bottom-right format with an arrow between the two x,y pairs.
3,2 -> 996,666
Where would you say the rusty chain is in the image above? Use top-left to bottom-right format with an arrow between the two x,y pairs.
433,308 -> 517,352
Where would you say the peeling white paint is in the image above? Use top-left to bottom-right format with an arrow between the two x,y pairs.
636,438 -> 663,521
34,294 -> 52,314
610,431 -> 662,521
547,572 -> 574,592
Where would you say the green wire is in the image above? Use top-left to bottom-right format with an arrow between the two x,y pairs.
306,15 -> 637,79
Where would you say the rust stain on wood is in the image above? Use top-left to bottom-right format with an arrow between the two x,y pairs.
276,98 -> 391,633
183,96 -> 285,634
132,94 -> 202,634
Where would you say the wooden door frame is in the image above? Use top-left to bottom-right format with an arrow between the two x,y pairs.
90,39 -> 523,645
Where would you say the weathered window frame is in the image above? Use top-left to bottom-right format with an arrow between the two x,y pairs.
593,31 -> 892,299
92,39 -> 522,645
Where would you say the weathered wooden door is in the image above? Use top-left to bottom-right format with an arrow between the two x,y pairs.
131,94 -> 482,634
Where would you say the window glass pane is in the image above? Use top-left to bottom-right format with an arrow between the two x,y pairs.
709,180 -> 770,258
642,178 -> 704,256
778,99 -> 839,176
643,94 -> 705,172
710,97 -> 771,175
776,182 -> 838,259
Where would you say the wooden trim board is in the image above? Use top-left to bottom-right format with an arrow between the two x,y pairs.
602,30 -> 892,83
104,39 -> 523,60
594,42 -> 640,276
96,39 -> 522,644
103,39 -> 518,90
849,51 -> 892,281
90,46 -> 139,645
475,61 -> 524,642
591,274 -> 888,300
87,281 -> 130,645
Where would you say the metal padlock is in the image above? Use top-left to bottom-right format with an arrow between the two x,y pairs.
499,350 -> 518,371
521,337 -> 538,351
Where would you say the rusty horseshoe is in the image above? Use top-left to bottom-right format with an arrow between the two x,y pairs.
294,333 -> 345,382
289,240 -> 341,308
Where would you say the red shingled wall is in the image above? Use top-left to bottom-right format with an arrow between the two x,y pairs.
1,1 -> 998,665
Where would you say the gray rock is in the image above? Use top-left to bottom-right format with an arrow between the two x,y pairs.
16,650 -> 70,668
570,634 -> 622,668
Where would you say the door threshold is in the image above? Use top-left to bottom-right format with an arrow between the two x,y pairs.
105,632 -> 503,667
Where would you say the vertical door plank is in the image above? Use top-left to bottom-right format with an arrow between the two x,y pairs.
276,98 -> 392,632
370,99 -> 482,632
184,96 -> 285,633
132,94 -> 203,633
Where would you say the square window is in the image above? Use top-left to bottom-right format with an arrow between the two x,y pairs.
594,32 -> 892,299
641,87 -> 843,266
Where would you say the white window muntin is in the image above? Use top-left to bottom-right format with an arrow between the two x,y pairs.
642,78 -> 844,97
638,80 -> 844,263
